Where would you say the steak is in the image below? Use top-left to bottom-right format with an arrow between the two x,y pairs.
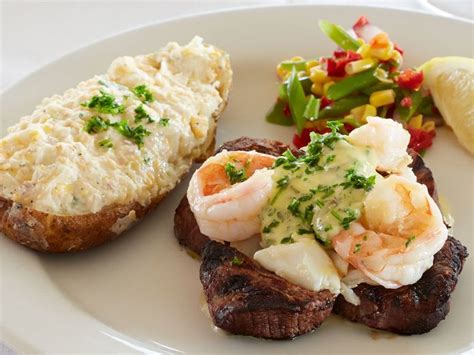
174,136 -> 468,337
334,149 -> 468,334
333,236 -> 468,334
200,240 -> 336,339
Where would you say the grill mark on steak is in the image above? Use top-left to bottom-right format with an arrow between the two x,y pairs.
334,149 -> 468,334
200,241 -> 336,339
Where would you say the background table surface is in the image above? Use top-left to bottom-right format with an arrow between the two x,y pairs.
0,0 -> 472,353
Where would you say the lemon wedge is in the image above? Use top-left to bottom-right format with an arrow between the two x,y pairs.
420,57 -> 474,155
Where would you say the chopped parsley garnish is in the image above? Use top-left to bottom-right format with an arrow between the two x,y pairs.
277,175 -> 289,188
288,198 -> 301,217
263,220 -> 280,233
230,256 -> 243,266
224,162 -> 247,185
110,119 -> 151,148
133,84 -> 154,103
84,116 -> 109,133
331,208 -> 359,230
281,236 -> 295,244
363,235 -> 368,241
144,157 -> 152,164
297,228 -> 314,235
134,104 -> 153,123
98,80 -> 108,87
159,118 -> 170,126
83,90 -> 125,114
405,235 -> 416,247
354,243 -> 361,253
341,168 -> 376,191
98,138 -> 113,148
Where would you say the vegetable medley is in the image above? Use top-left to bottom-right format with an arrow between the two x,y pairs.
266,16 -> 438,153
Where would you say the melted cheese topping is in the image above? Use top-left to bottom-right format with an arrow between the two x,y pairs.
0,37 -> 230,215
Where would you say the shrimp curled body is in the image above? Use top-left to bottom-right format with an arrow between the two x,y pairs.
333,175 -> 447,289
187,150 -> 276,242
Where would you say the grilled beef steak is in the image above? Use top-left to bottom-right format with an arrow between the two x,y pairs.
200,240 -> 336,339
174,136 -> 468,337
333,236 -> 468,335
334,150 -> 468,334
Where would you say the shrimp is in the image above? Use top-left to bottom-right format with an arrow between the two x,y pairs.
332,175 -> 447,289
348,116 -> 412,174
187,150 -> 276,242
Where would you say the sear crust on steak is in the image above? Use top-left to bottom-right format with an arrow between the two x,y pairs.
333,236 -> 468,334
200,241 -> 336,339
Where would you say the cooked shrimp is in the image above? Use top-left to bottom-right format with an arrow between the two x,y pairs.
187,150 -> 276,242
348,116 -> 412,174
332,175 -> 447,289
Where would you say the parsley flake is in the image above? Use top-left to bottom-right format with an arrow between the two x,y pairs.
263,220 -> 280,233
83,90 -> 125,114
110,119 -> 151,148
230,256 -> 243,266
354,243 -> 361,253
134,104 -> 153,123
224,162 -> 247,185
133,85 -> 154,103
98,138 -> 113,148
159,118 -> 170,126
84,116 -> 109,134
405,235 -> 416,247
281,236 -> 295,244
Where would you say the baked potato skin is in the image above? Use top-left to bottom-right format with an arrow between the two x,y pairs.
0,45 -> 231,253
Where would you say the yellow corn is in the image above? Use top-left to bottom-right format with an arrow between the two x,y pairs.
356,43 -> 371,58
291,56 -> 304,62
309,67 -> 330,84
311,82 -> 323,96
323,81 -> 335,96
370,89 -> 395,107
276,64 -> 289,80
345,58 -> 377,75
391,49 -> 403,67
350,104 -> 377,124
369,42 -> 394,61
305,60 -> 319,75
408,115 -> 423,129
422,120 -> 436,132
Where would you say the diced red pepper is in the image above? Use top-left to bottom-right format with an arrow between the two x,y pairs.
400,96 -> 413,108
343,123 -> 355,133
293,127 -> 331,148
396,69 -> 424,90
320,96 -> 333,109
353,16 -> 369,34
322,51 -> 362,77
394,42 -> 404,56
407,127 -> 436,153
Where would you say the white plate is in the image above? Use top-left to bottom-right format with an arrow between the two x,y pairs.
1,5 -> 473,354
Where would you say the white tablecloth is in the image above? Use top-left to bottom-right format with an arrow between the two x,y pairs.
0,0 -> 471,353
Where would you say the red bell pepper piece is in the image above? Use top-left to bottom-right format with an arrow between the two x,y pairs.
394,42 -> 404,56
322,51 -> 362,77
400,96 -> 413,108
353,16 -> 369,36
320,96 -> 333,109
407,127 -> 436,153
396,69 -> 424,90
293,127 -> 331,148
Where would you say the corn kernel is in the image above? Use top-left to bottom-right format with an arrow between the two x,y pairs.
408,115 -> 423,129
370,89 -> 395,107
309,67 -> 330,84
391,49 -> 403,67
350,104 -> 377,124
345,58 -> 376,75
276,64 -> 289,80
305,60 -> 319,75
369,42 -> 394,61
422,120 -> 436,132
311,82 -> 323,96
323,81 -> 335,96
291,56 -> 304,62
356,44 -> 371,58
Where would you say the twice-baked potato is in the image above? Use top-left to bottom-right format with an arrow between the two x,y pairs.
0,37 -> 232,252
